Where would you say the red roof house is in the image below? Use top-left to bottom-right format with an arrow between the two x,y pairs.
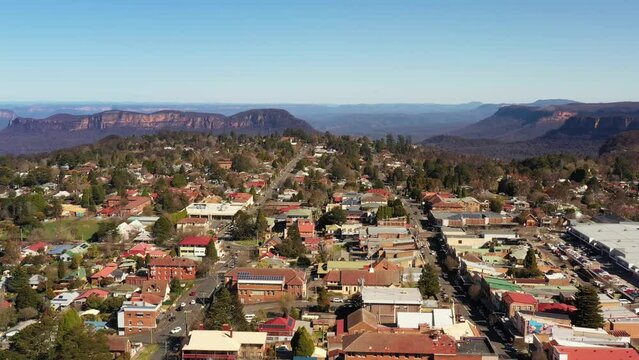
503,291 -> 538,317
258,315 -> 297,339
549,344 -> 639,360
296,219 -> 315,239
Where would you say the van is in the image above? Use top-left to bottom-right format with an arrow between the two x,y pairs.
244,313 -> 256,322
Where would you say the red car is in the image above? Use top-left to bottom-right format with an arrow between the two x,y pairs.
189,291 -> 196,296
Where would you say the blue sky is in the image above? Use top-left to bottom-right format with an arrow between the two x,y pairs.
1,0 -> 638,104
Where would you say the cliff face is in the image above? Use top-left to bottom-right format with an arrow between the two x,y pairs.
452,102 -> 639,142
0,109 -> 315,154
6,109 -> 314,134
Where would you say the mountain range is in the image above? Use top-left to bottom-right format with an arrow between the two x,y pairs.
0,109 -> 314,154
426,102 -> 639,158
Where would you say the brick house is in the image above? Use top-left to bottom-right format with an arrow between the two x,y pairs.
178,236 -> 217,260
361,287 -> 422,325
225,268 -> 306,304
258,315 -> 296,342
323,269 -> 401,296
296,219 -> 315,239
503,292 -> 538,317
148,257 -> 197,281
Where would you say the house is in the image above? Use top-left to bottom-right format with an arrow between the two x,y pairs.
503,292 -> 538,317
545,343 -> 639,360
51,291 -> 80,310
118,196 -> 152,218
61,204 -> 87,218
29,274 -> 47,289
296,219 -> 315,239
21,242 -> 48,257
140,279 -> 170,302
258,315 -> 297,342
225,267 -> 307,304
122,243 -> 166,259
178,236 -> 217,260
361,287 -> 422,325
107,336 -> 132,359
303,237 -> 321,253
61,267 -> 87,282
323,269 -> 401,296
148,257 -> 197,281
346,308 -> 381,333
229,192 -> 255,208
74,289 -> 110,306
60,242 -> 91,262
117,300 -> 161,335
90,263 -> 120,285
48,244 -> 75,257
176,217 -> 210,234
181,328 -> 267,360
341,332 -> 457,359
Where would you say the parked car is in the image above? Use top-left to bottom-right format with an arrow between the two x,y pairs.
245,313 -> 256,322
170,327 -> 182,334
180,302 -> 187,308
332,297 -> 344,303
190,299 -> 196,305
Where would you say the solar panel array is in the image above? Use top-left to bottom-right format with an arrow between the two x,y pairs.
237,272 -> 285,282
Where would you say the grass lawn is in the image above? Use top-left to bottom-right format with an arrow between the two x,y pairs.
41,219 -> 101,241
235,239 -> 259,247
135,343 -> 160,360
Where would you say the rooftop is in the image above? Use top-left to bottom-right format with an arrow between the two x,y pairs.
182,330 -> 267,352
361,286 -> 422,305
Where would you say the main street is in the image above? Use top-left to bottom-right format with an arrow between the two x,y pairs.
142,143 -> 310,359
401,197 -> 514,359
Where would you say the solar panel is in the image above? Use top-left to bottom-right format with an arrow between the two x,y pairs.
237,272 -> 284,281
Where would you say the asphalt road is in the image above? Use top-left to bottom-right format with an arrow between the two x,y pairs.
138,145 -> 311,359
400,198 -> 514,359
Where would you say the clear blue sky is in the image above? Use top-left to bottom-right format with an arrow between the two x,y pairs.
1,0 -> 638,104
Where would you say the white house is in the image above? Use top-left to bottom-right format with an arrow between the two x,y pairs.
51,291 -> 80,310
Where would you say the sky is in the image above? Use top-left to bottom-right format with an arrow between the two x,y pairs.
1,0 -> 638,104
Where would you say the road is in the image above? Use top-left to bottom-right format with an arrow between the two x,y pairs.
400,197 -> 513,359
140,144 -> 311,359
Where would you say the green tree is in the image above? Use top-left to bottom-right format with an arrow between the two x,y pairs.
81,187 -> 94,209
15,287 -> 42,310
170,278 -> 181,294
57,261 -> 66,280
7,322 -> 55,360
316,287 -> 330,312
206,240 -> 218,261
571,285 -> 604,329
489,197 -> 504,213
417,264 -> 440,298
231,210 -> 256,240
321,207 -> 346,226
255,209 -> 268,237
291,327 -> 315,356
152,215 -> 175,244
204,287 -> 248,331
7,267 -> 29,293
58,308 -> 83,335
171,173 -> 188,188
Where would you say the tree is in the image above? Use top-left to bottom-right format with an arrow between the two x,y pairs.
321,207 -> 346,226
296,256 -> 311,268
6,322 -> 55,360
569,168 -> 588,183
15,287 -> 42,310
57,261 -> 66,280
255,209 -> 268,237
571,285 -> 604,329
489,197 -> 504,213
316,287 -> 330,312
206,240 -> 218,261
291,327 -> 315,356
204,287 -> 248,331
171,173 -> 188,188
349,292 -> 363,309
417,264 -> 440,298
152,215 -> 174,244
232,211 -> 256,240
58,308 -> 83,335
170,278 -> 181,294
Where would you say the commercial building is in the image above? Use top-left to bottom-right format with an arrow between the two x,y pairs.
181,328 -> 267,360
185,202 -> 245,220
361,287 -> 422,325
568,223 -> 639,274
178,236 -> 217,260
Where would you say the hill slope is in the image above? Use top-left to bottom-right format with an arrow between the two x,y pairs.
0,109 -> 314,154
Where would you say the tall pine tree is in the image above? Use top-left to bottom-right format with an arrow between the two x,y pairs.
571,285 -> 604,329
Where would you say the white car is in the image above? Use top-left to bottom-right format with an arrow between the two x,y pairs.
332,297 -> 344,303
180,302 -> 187,308
170,327 -> 182,334
190,299 -> 196,305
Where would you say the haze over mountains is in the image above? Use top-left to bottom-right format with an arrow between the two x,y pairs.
0,109 -> 313,154
2,99 -> 639,158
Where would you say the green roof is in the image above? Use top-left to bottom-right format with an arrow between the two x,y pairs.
484,276 -> 522,291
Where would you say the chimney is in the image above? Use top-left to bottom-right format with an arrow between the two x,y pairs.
222,324 -> 233,337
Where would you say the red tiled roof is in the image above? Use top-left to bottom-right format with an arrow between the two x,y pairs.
77,288 -> 110,300
551,345 -> 639,360
25,242 -> 48,252
179,236 -> 214,247
342,332 -> 457,355
538,302 -> 576,314
258,316 -> 296,333
229,192 -> 253,203
297,219 -> 315,233
90,264 -> 119,279
149,257 -> 197,267
503,291 -> 537,306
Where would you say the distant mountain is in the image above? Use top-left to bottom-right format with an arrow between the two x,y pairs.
0,109 -> 314,154
0,109 -> 15,129
451,101 -> 639,142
